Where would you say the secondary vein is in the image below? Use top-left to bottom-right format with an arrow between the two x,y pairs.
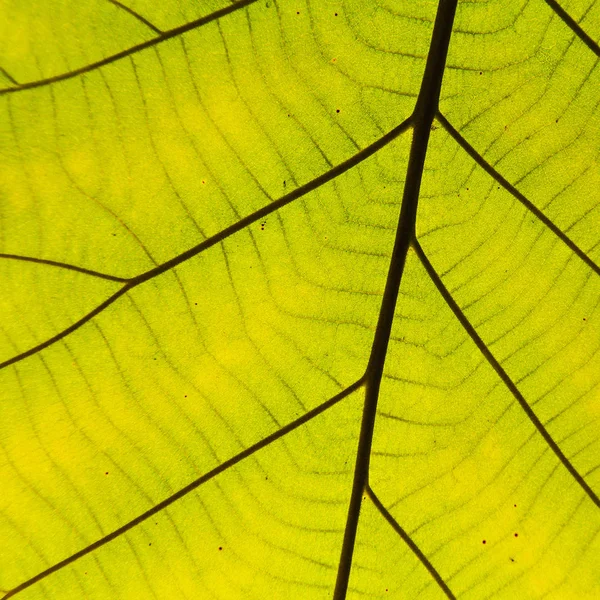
0,117 -> 412,371
437,112 -> 600,279
366,485 -> 456,600
0,0 -> 259,95
544,0 -> 600,57
0,253 -> 130,282
3,380 -> 364,599
413,239 -> 600,510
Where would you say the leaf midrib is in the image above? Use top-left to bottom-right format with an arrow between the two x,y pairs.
4,0 -> 600,597
333,1 -> 459,596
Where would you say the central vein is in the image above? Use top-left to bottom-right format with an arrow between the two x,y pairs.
333,1 -> 459,597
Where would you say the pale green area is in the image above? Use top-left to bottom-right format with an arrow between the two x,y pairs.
1,0 -> 599,598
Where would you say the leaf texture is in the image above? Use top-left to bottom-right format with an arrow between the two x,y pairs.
1,0 -> 599,598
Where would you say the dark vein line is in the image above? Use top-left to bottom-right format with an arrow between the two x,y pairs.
3,379 -> 364,599
365,486 -> 456,600
544,0 -> 600,57
0,0 -> 259,95
0,253 -> 130,283
413,239 -> 600,510
107,0 -> 163,33
0,286 -> 131,370
130,116 -> 413,283
0,67 -> 18,85
333,2 -> 458,598
437,112 -> 600,279
0,117 -> 412,371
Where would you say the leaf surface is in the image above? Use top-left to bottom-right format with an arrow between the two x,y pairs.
1,0 -> 599,598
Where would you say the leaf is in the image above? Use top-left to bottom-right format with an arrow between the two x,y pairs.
1,0 -> 599,597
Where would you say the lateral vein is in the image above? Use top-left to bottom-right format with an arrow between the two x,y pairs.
0,118 -> 412,371
366,485 -> 456,600
437,112 -> 600,279
543,0 -> 600,57
0,253 -> 130,283
413,239 -> 600,510
0,0 -> 259,95
3,380 -> 364,599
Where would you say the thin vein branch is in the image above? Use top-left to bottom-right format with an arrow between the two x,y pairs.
544,0 -> 600,57
0,253 -> 131,283
365,485 -> 456,600
0,67 -> 19,85
0,0 -> 259,95
0,117 -> 413,371
413,239 -> 600,509
3,379 -> 364,599
437,112 -> 600,279
107,0 -> 163,33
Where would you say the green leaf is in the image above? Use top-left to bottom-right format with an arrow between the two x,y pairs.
1,0 -> 599,598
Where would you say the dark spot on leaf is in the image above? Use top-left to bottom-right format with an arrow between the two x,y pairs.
479,71 -> 482,75
148,543 -> 152,546
514,533 -> 518,537
335,12 -> 338,16
219,546 -> 223,551
510,557 -> 515,563
482,540 -> 486,544
105,472 -> 109,475
336,109 -> 340,113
